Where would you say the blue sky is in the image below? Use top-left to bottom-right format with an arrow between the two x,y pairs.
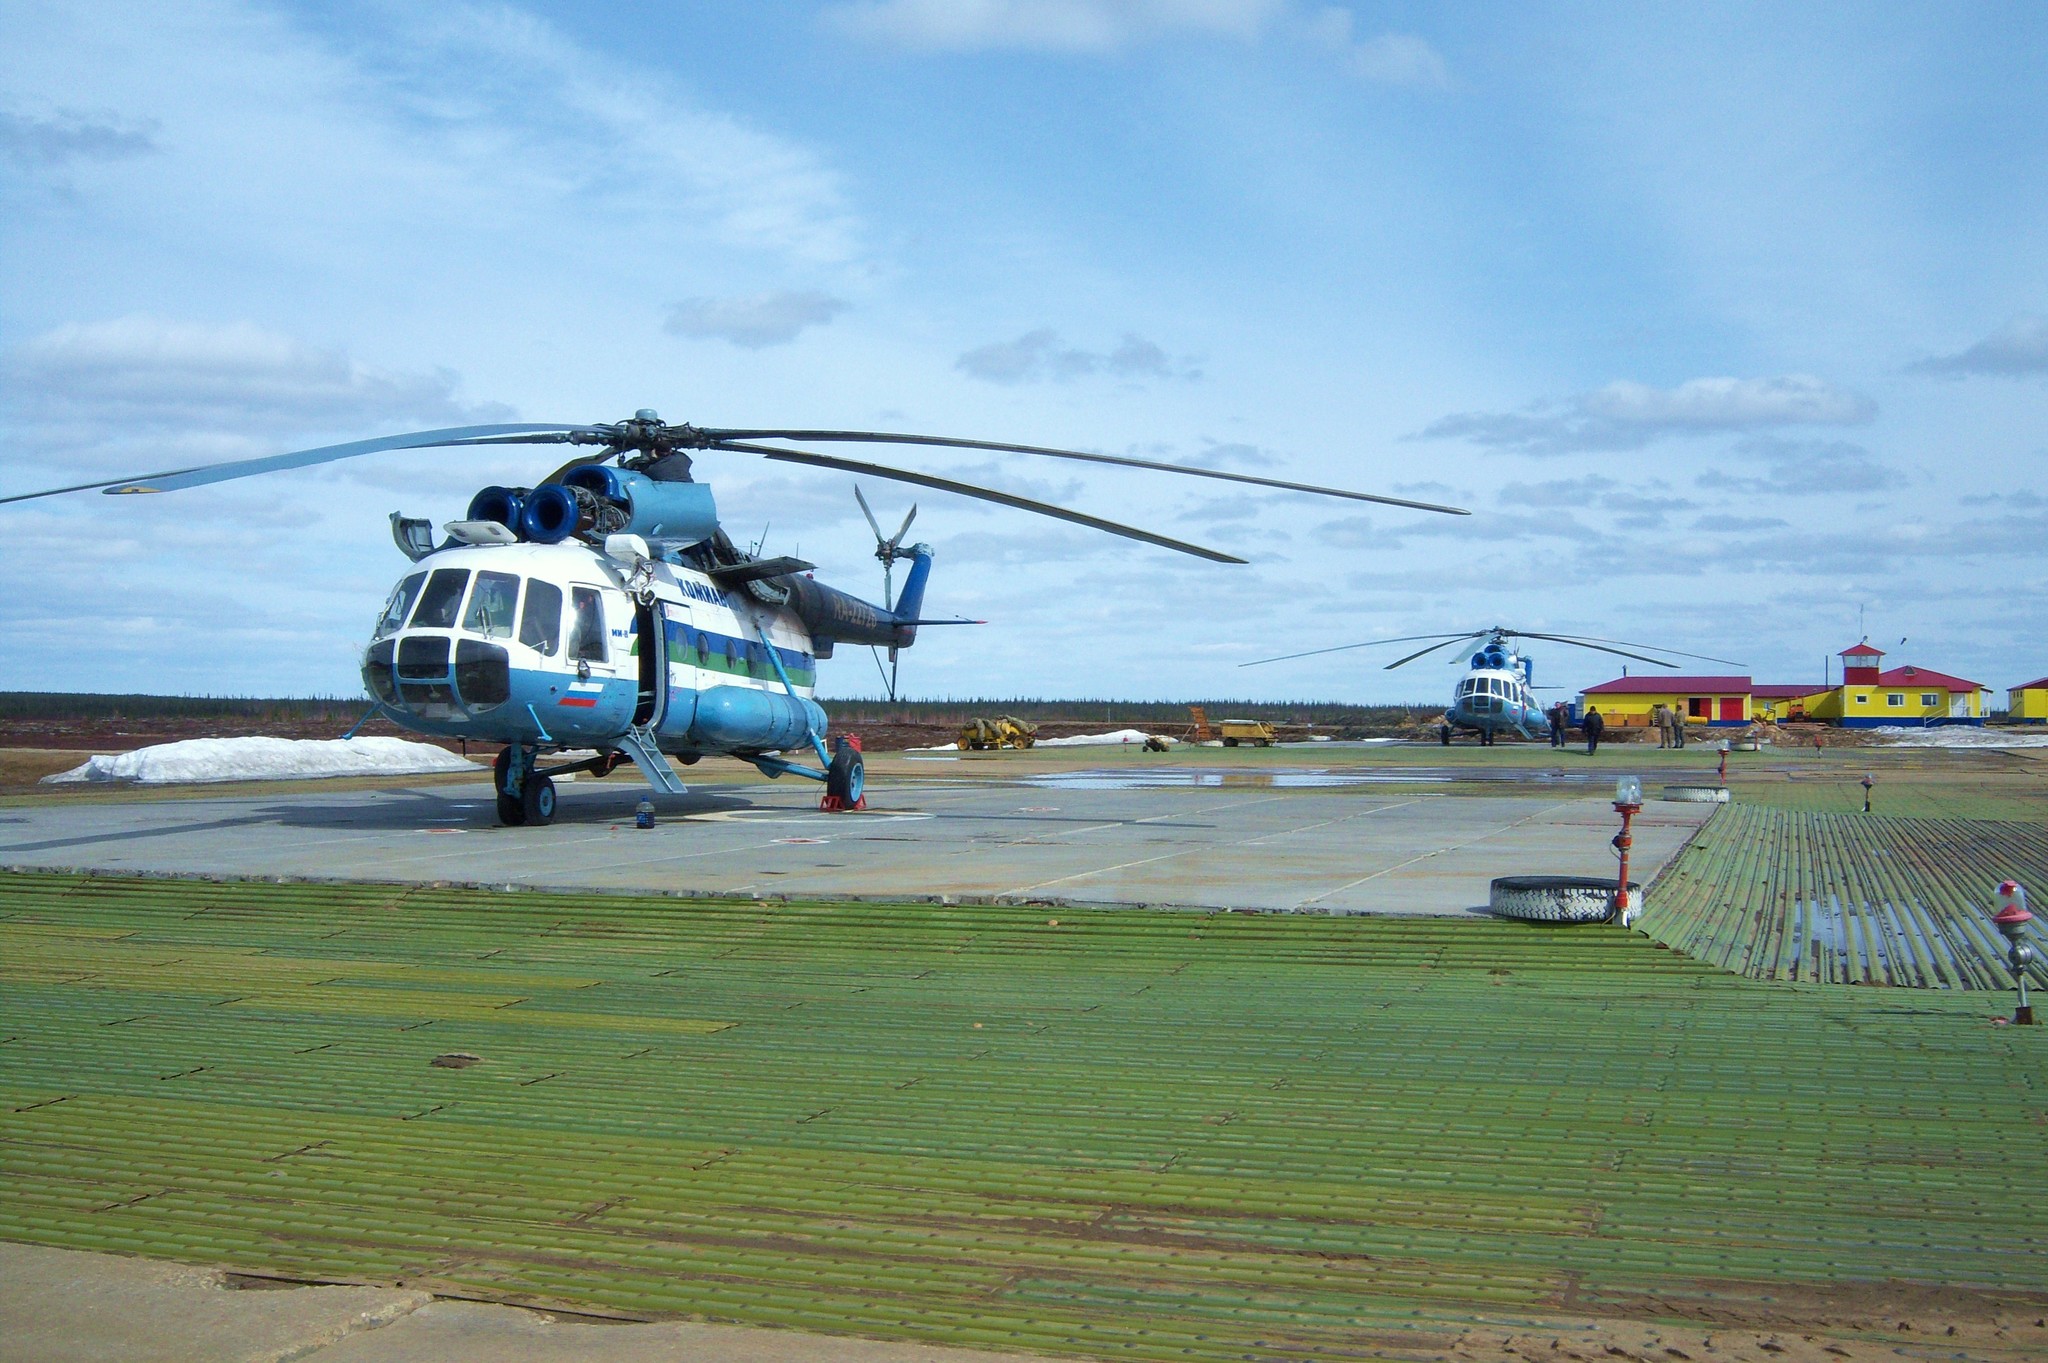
3,1 -> 2045,705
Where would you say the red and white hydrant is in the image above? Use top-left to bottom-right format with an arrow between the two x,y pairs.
1993,881 -> 2035,1025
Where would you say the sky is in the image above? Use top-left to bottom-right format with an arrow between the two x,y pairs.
3,1 -> 2046,706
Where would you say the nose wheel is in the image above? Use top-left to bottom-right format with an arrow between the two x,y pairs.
493,746 -> 558,826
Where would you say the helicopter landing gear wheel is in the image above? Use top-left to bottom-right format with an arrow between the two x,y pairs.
823,744 -> 865,812
521,773 -> 557,826
494,748 -> 526,826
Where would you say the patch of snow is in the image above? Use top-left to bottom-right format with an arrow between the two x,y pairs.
1869,726 -> 2048,749
1036,729 -> 1161,747
43,737 -> 484,785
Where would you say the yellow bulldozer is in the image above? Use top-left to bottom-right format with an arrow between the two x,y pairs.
957,716 -> 1039,750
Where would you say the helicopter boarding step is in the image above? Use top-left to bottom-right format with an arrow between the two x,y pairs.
615,725 -> 688,795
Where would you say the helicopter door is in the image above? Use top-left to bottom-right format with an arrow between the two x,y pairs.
633,600 -> 665,729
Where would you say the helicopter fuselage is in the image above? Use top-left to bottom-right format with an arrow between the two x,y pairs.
1442,643 -> 1541,741
360,540 -> 839,761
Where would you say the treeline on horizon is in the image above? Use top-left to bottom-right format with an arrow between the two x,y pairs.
0,692 -> 1440,728
814,698 -> 1437,727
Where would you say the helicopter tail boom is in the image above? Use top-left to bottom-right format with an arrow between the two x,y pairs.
775,546 -> 940,650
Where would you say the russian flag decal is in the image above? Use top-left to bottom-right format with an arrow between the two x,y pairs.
557,680 -> 605,708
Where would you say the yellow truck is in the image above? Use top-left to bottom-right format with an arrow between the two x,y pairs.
1188,706 -> 1276,746
1218,719 -> 1277,747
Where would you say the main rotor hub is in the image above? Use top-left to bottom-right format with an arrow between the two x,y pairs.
567,414 -> 718,461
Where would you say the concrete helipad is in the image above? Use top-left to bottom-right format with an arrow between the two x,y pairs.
0,759 -> 1710,912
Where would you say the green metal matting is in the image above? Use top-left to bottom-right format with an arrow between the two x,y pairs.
1640,805 -> 2048,988
3,870 -> 2045,1360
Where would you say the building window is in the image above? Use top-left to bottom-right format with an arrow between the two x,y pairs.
1854,695 -> 1868,704
1920,693 -> 1939,707
1887,693 -> 1903,707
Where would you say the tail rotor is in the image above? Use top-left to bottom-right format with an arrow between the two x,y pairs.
855,484 -> 918,701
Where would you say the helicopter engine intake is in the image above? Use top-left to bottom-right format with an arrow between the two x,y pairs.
561,466 -> 719,545
462,471 -> 722,548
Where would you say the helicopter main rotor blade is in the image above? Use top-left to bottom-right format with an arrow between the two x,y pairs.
0,424 -> 592,506
1240,631 -> 1484,668
1385,635 -> 1489,669
1508,634 -> 1681,669
1510,631 -> 1746,669
705,428 -> 1470,516
712,440 -> 1246,564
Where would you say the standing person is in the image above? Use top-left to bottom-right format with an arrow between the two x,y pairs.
1652,703 -> 1670,749
1672,704 -> 1687,749
1547,702 -> 1566,748
1584,705 -> 1605,755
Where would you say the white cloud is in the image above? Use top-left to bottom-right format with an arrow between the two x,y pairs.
383,6 -> 861,268
1912,316 -> 2048,379
1184,441 -> 1277,469
0,108 -> 158,164
826,0 -> 1446,87
1419,375 -> 1876,455
2,316 -> 506,433
825,0 -> 1281,53
665,291 -> 848,348
1302,9 -> 1448,89
1694,437 -> 1904,497
955,329 -> 1192,383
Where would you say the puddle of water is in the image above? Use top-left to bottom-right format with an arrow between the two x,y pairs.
1017,766 -> 1602,791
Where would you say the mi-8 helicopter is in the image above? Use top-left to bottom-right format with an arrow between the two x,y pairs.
4,411 -> 1467,822
1245,626 -> 1739,745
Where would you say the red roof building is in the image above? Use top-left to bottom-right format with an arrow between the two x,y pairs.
1576,675 -> 1753,727
1807,648 -> 1988,727
1875,664 -> 1983,692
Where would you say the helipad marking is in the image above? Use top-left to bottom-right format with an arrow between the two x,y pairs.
682,809 -> 933,825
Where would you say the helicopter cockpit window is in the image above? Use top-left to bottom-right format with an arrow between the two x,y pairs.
462,571 -> 520,639
376,572 -> 425,639
519,580 -> 562,656
409,569 -> 470,629
568,587 -> 607,663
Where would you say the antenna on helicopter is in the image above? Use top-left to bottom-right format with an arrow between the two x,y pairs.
855,484 -> 919,702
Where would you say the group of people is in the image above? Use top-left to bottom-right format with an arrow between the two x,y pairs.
1545,701 -> 1605,754
1530,702 -> 1690,752
1650,702 -> 1689,749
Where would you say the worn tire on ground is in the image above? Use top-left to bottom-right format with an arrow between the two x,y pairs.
1488,875 -> 1634,924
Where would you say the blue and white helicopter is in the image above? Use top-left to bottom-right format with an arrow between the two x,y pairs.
5,411 -> 1467,822
1246,626 -> 1738,745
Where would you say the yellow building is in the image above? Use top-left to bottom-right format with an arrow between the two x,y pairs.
2009,676 -> 2048,722
1751,684 -> 1830,722
1805,644 -> 1986,727
1576,675 -> 1753,729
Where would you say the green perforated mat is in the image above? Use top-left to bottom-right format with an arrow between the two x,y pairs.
2,871 -> 2044,1359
